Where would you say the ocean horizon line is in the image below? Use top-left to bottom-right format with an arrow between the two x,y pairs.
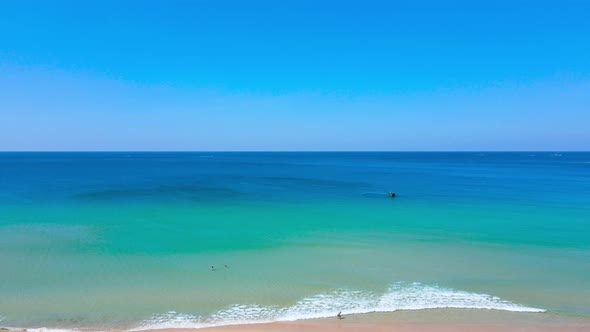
0,150 -> 588,153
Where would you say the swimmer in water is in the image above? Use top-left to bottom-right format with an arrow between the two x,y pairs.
211,265 -> 215,271
224,264 -> 229,268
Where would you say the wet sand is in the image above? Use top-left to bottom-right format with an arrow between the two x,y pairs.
146,310 -> 590,332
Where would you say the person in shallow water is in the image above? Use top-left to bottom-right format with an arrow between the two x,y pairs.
337,311 -> 343,319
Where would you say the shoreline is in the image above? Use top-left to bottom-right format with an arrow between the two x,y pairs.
142,310 -> 590,332
4,310 -> 590,332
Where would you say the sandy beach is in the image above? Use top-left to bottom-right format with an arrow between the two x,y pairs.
4,311 -> 590,332
145,310 -> 590,332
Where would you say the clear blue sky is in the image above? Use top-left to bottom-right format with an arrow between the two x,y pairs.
1,0 -> 589,151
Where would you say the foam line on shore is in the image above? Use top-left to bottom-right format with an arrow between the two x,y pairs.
133,282 -> 545,330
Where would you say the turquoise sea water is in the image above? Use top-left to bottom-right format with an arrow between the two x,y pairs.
0,152 -> 589,329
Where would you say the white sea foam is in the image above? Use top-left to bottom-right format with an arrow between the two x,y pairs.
1,326 -> 87,332
133,282 -> 545,331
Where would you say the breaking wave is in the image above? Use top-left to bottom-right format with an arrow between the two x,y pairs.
133,282 -> 544,330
